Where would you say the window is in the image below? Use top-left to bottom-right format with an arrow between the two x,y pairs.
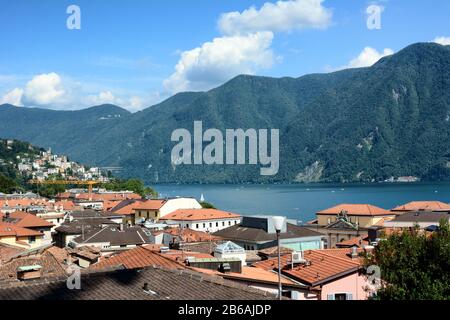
29,236 -> 36,244
328,293 -> 352,300
196,224 -> 199,229
229,221 -> 231,226
216,222 -> 219,227
186,224 -> 190,229
222,222 -> 225,226
203,223 -> 206,228
209,223 -> 212,228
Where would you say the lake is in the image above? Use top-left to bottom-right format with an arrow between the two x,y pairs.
154,183 -> 450,223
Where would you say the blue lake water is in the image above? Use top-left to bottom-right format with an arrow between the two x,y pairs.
155,183 -> 450,223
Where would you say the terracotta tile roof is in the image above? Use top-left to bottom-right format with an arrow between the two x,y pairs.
258,246 -> 294,258
0,244 -> 26,263
317,204 -> 393,216
391,201 -> 450,212
109,199 -> 143,215
0,199 -> 48,209
336,235 -> 369,248
163,228 -> 222,243
92,246 -> 185,270
1,212 -> 54,228
0,222 -> 43,237
0,249 -> 68,283
0,266 -> 276,300
253,249 -> 364,286
190,266 -> 298,286
281,250 -> 360,286
132,199 -> 166,211
160,209 -> 241,221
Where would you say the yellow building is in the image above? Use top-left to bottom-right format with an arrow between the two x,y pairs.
316,204 -> 396,228
0,223 -> 44,249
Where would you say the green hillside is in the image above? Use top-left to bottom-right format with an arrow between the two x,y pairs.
1,43 -> 449,184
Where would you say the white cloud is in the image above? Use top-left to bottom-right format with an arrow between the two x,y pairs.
85,91 -> 119,106
164,32 -> 275,93
22,72 -> 65,106
0,88 -> 24,106
218,0 -> 332,35
433,36 -> 450,46
331,47 -> 394,71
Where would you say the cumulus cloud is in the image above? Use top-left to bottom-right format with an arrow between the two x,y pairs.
328,47 -> 394,72
218,0 -> 332,35
85,91 -> 118,106
22,72 -> 65,106
433,36 -> 450,46
0,88 -> 24,106
164,32 -> 275,93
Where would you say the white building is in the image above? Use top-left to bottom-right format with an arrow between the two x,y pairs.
160,208 -> 241,233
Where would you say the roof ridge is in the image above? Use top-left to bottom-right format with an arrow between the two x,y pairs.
311,250 -> 361,266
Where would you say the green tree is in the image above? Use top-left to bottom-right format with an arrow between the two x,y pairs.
0,173 -> 19,193
200,201 -> 217,209
366,220 -> 450,300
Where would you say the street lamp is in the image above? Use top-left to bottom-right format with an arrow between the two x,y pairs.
272,216 -> 285,301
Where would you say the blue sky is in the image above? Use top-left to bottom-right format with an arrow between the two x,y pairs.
0,0 -> 449,111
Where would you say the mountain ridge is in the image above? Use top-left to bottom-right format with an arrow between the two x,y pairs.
1,42 -> 450,184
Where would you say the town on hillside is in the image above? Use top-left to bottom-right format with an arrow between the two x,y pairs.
0,183 -> 448,300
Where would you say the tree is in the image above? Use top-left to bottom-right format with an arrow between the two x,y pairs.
100,178 -> 157,198
365,220 -> 450,300
0,173 -> 19,193
200,201 -> 216,209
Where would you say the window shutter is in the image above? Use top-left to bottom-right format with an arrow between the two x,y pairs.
346,293 -> 353,300
327,294 -> 335,300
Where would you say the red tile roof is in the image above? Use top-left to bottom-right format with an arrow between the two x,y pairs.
91,246 -> 185,270
391,201 -> 450,212
162,228 -> 222,243
133,200 -> 166,211
317,204 -> 393,216
253,249 -> 364,286
0,222 -> 43,237
160,209 -> 240,221
190,266 -> 298,286
1,212 -> 54,228
336,235 -> 369,248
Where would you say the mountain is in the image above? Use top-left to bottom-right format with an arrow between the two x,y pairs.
0,139 -> 43,193
1,43 -> 450,184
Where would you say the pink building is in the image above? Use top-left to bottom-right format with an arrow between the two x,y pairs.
253,248 -> 376,300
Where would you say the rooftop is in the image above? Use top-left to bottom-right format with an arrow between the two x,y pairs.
213,223 -> 323,242
72,225 -> 151,246
160,209 -> 241,221
0,266 -> 276,300
317,204 -> 393,216
391,201 -> 450,212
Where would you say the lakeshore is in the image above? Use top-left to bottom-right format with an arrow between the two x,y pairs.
155,182 -> 450,222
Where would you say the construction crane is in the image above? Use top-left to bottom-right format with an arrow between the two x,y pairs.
28,180 -> 101,200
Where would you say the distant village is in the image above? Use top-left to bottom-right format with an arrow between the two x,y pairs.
0,179 -> 448,300
6,140 -> 109,182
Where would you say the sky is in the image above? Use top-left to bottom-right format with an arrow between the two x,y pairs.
0,0 -> 449,112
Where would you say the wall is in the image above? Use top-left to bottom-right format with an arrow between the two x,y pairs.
159,198 -> 202,218
318,214 -> 396,228
321,272 -> 371,300
177,218 -> 240,233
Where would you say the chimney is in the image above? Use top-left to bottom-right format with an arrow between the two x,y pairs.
143,282 -> 149,292
119,223 -> 124,232
351,247 -> 359,259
